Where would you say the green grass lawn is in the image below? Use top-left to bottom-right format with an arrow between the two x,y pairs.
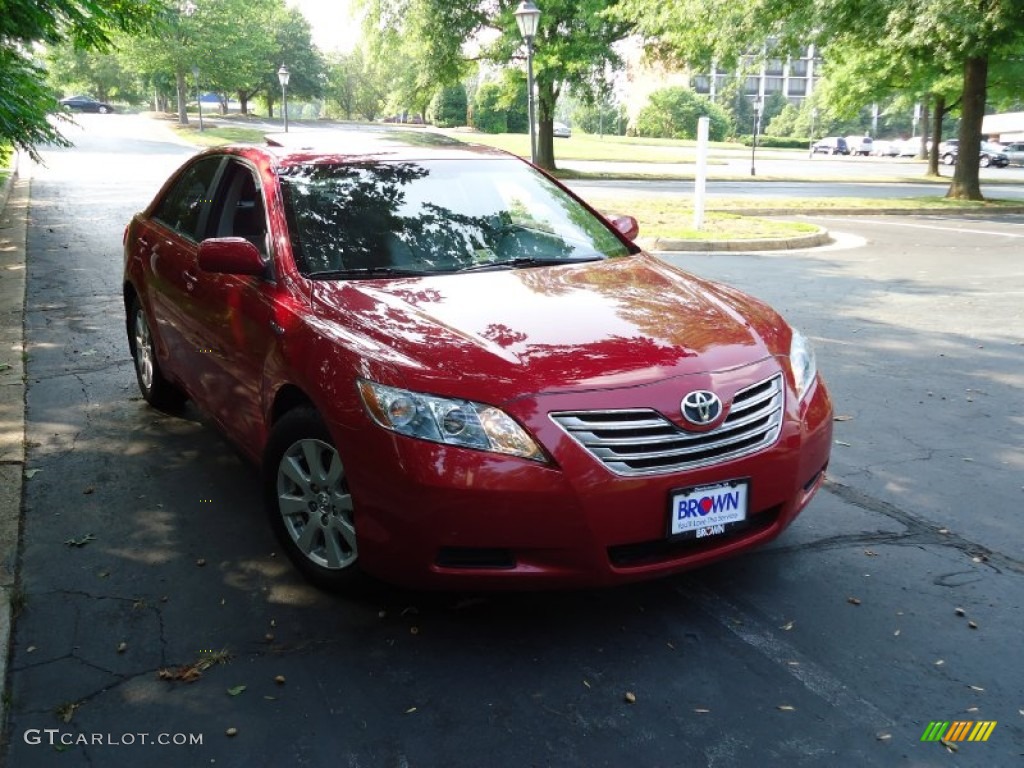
170,123 -> 266,146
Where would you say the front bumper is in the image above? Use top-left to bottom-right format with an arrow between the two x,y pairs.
339,362 -> 833,590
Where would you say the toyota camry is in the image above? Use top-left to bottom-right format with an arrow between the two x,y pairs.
122,129 -> 832,591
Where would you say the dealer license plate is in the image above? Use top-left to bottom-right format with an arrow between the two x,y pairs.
669,479 -> 749,539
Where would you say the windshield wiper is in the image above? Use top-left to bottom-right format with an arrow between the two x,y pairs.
456,255 -> 602,273
306,266 -> 430,280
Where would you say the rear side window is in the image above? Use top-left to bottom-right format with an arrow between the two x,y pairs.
151,157 -> 223,241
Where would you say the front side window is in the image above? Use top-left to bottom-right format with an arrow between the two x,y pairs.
151,157 -> 223,241
279,158 -> 630,278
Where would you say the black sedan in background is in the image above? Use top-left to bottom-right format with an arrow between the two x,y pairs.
59,95 -> 114,114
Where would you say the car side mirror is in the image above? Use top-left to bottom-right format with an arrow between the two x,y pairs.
197,237 -> 266,276
607,214 -> 639,241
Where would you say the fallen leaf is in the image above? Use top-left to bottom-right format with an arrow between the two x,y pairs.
968,620 -> 978,629
938,528 -> 950,535
225,728 -> 238,737
227,685 -> 246,696
847,597 -> 862,606
786,661 -> 800,666
940,738 -> 958,752
876,732 -> 892,741
24,469 -> 42,479
274,675 -> 286,685
969,685 -> 985,692
666,642 -> 675,650
694,708 -> 710,714
583,680 -> 591,688
777,704 -> 795,711
64,534 -> 95,548
833,415 -> 854,422
893,629 -> 901,637
863,550 -> 878,557
405,707 -> 418,714
26,645 -> 36,653
196,558 -> 206,567
955,607 -> 966,617
624,692 -> 637,704
83,487 -> 94,495
834,440 -> 851,447
117,642 -> 128,654
263,696 -> 277,701
780,620 -> 794,631
56,702 -> 80,723
934,659 -> 945,666
966,707 -> 979,713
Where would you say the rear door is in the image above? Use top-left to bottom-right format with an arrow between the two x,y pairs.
137,155 -> 225,394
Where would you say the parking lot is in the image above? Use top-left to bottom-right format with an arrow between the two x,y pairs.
1,116 -> 1022,767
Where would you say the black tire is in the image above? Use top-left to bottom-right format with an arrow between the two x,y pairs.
128,296 -> 186,411
980,155 -> 991,168
264,407 -> 365,592
943,153 -> 955,166
98,106 -> 110,114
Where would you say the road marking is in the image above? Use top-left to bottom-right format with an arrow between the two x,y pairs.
815,217 -> 1024,238
676,579 -> 895,728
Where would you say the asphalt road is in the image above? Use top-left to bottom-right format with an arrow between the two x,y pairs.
2,114 -> 1022,767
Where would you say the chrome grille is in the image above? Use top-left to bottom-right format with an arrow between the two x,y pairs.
550,374 -> 784,476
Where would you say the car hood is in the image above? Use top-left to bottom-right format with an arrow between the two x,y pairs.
310,253 -> 788,400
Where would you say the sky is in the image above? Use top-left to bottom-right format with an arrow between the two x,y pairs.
288,0 -> 360,52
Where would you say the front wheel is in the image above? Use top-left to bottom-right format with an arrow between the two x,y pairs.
264,408 -> 364,591
980,155 -> 991,168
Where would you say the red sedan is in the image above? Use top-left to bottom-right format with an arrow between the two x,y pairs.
123,129 -> 832,591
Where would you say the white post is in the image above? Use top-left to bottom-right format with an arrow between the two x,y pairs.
693,116 -> 709,231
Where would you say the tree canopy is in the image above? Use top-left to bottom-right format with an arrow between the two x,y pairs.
358,0 -> 632,170
614,0 -> 1024,199
1,0 -> 158,158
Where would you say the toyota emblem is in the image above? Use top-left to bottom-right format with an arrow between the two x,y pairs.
681,390 -> 723,426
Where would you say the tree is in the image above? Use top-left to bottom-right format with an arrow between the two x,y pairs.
470,83 -> 508,133
1,0 -> 157,158
614,0 -> 1024,200
635,87 -> 729,140
358,0 -> 633,171
428,85 -> 468,127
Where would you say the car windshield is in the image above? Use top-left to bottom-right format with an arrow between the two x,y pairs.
279,157 -> 630,278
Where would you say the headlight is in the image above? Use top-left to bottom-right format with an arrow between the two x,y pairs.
789,328 -> 817,402
357,379 -> 545,461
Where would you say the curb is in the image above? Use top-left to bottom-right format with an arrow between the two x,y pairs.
642,226 -> 832,252
720,205 -> 1024,217
0,151 -> 25,746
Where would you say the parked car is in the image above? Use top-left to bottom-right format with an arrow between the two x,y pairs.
1002,141 -> 1024,166
122,129 -> 833,592
941,140 -> 1009,168
845,136 -> 873,156
553,121 -> 572,138
894,138 -> 923,157
59,95 -> 114,113
871,140 -> 899,157
811,136 -> 849,155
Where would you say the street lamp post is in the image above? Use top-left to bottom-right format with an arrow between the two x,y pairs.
192,65 -> 204,132
809,107 -> 818,156
750,96 -> 762,176
277,64 -> 290,132
514,1 -> 541,165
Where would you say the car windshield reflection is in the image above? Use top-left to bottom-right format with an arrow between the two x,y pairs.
279,158 -> 629,278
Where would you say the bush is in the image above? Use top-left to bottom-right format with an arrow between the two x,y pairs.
427,85 -> 467,128
471,83 -> 507,133
573,102 -> 627,135
635,87 -> 730,141
735,135 -> 812,149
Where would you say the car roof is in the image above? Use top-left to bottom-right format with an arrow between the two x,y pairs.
255,128 -> 512,167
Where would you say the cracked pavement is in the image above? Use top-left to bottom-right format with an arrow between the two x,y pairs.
2,116 -> 1022,767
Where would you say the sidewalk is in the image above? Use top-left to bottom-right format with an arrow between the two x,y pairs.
0,155 -> 26,745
